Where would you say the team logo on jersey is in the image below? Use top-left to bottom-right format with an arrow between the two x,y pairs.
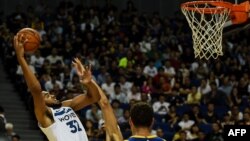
54,108 -> 72,116
54,108 -> 77,122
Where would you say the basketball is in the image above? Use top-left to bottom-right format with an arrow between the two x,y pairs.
17,28 -> 41,52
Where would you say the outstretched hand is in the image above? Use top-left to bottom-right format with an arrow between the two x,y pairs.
13,34 -> 27,57
72,58 -> 92,84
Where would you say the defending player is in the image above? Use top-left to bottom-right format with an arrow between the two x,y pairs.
73,58 -> 123,141
126,102 -> 166,141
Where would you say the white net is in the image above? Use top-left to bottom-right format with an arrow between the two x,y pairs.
181,2 -> 231,60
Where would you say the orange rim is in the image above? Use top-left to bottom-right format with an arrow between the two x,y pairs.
181,1 -> 233,14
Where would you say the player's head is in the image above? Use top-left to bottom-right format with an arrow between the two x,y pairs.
42,91 -> 62,108
129,102 -> 154,130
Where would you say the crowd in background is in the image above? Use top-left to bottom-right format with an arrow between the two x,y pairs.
0,0 -> 250,141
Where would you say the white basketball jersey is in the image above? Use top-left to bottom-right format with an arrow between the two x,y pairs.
39,107 -> 88,141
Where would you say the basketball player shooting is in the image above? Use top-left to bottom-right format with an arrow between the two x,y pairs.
13,33 -> 101,141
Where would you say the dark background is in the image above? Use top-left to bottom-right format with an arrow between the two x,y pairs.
0,0 -> 247,18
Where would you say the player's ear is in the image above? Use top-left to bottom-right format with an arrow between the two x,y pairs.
129,117 -> 133,127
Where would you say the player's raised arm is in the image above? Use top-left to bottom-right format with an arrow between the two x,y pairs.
13,34 -> 49,126
95,80 -> 123,141
84,72 -> 123,141
62,58 -> 100,111
66,58 -> 123,140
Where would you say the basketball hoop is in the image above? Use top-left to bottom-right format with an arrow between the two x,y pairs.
181,0 -> 250,60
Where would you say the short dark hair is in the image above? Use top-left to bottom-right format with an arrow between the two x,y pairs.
130,102 -> 153,128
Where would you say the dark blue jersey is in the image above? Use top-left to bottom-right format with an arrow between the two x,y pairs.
125,135 -> 166,141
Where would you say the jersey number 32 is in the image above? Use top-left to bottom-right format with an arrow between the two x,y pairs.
66,120 -> 82,133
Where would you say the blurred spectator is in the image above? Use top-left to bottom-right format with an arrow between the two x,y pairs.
188,105 -> 203,123
118,50 -> 135,68
101,75 -> 115,97
152,67 -> 171,94
118,109 -> 130,137
155,128 -> 165,139
118,76 -> 133,95
166,107 -> 180,132
66,75 -> 80,93
44,74 -> 63,91
89,8 -> 100,28
130,66 -> 146,87
141,79 -> 153,95
237,75 -> 250,97
5,123 -> 16,140
243,111 -> 250,125
203,103 -> 219,123
218,76 -> 233,103
143,60 -> 158,78
178,113 -> 195,131
39,73 -> 51,90
95,120 -> 106,141
118,109 -> 130,125
111,100 -> 124,119
194,131 -> 208,141
16,56 -> 36,75
84,120 -> 97,140
186,86 -> 201,105
127,85 -> 141,102
86,52 -> 100,72
51,60 -> 65,75
178,63 -> 190,79
174,130 -> 188,141
220,113 -> 234,128
96,66 -> 109,85
212,62 -> 226,78
59,66 -> 71,86
139,35 -> 152,53
86,104 -> 102,124
140,93 -> 151,103
208,72 -> 219,87
179,76 -> 192,96
153,95 -> 170,116
152,52 -> 163,69
227,105 -> 243,122
191,61 -> 209,80
229,86 -> 242,106
110,84 -> 128,104
30,50 -> 44,74
45,48 -> 64,65
204,82 -> 228,106
163,59 -> 176,77
207,122 -> 224,141
62,41 -> 74,66
197,79 -> 211,96
186,124 -> 200,140
39,59 -> 51,75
